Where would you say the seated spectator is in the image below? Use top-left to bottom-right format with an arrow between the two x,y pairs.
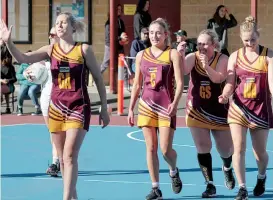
16,62 -> 42,116
1,42 -> 17,114
172,29 -> 197,55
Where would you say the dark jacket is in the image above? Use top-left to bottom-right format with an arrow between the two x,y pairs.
207,14 -> 237,50
105,17 -> 125,52
129,39 -> 151,68
1,64 -> 17,93
133,11 -> 152,39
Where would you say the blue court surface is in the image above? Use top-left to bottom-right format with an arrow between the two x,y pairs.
1,124 -> 273,200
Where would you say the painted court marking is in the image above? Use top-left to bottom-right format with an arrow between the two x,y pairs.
127,130 -> 273,153
3,177 -> 272,191
2,124 -> 273,194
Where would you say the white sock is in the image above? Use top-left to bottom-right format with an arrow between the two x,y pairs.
208,181 -> 214,185
258,173 -> 266,179
53,157 -> 59,164
152,182 -> 159,188
170,168 -> 178,177
239,183 -> 246,188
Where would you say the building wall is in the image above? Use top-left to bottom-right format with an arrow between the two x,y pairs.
14,0 -> 273,85
181,0 -> 273,53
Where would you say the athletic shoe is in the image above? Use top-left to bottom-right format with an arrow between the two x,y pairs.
253,175 -> 266,196
234,187 -> 248,200
202,183 -> 216,198
146,188 -> 163,200
170,167 -> 182,194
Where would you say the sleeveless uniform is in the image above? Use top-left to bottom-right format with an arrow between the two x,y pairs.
137,47 -> 176,129
40,61 -> 52,117
228,46 -> 273,129
186,51 -> 229,130
48,42 -> 91,133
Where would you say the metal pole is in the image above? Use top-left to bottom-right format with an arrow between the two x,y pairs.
251,0 -> 257,23
1,0 -> 8,24
110,0 -> 118,94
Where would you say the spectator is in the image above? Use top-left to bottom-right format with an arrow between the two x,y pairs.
172,30 -> 197,55
129,27 -> 150,73
207,5 -> 237,56
16,61 -> 42,116
133,0 -> 152,39
1,42 -> 17,114
101,4 -> 126,74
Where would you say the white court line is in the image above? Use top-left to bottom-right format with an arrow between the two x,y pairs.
127,130 -> 273,153
6,177 -> 273,190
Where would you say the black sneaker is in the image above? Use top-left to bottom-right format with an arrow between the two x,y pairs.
170,167 -> 182,194
46,163 -> 60,177
222,166 -> 235,190
31,108 -> 42,116
253,175 -> 266,196
202,183 -> 216,198
17,107 -> 23,116
5,108 -> 11,114
235,187 -> 248,200
146,188 -> 163,200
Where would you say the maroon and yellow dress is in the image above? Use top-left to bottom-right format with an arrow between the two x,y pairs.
228,46 -> 273,129
137,47 -> 176,129
186,51 -> 229,130
48,42 -> 91,133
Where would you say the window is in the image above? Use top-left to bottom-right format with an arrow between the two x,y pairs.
8,0 -> 32,44
49,0 -> 92,44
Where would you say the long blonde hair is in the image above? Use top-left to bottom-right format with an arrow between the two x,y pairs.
149,18 -> 171,46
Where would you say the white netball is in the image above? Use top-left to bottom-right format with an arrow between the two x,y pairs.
23,62 -> 48,85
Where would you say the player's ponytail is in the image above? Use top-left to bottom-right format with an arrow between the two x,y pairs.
58,12 -> 85,34
240,15 -> 259,37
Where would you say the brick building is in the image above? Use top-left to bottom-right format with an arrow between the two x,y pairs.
2,0 -> 273,84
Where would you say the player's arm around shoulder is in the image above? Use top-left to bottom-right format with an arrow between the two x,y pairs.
266,48 -> 273,96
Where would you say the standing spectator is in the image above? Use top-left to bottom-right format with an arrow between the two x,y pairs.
16,61 -> 42,116
101,4 -> 126,74
129,27 -> 150,74
207,5 -> 237,56
172,30 -> 197,55
1,42 -> 17,114
134,0 -> 152,39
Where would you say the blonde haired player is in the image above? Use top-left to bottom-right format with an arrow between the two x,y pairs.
128,18 -> 184,200
219,16 -> 273,200
0,12 -> 110,200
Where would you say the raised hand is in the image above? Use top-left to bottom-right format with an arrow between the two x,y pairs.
199,54 -> 209,69
177,41 -> 187,57
0,19 -> 13,43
